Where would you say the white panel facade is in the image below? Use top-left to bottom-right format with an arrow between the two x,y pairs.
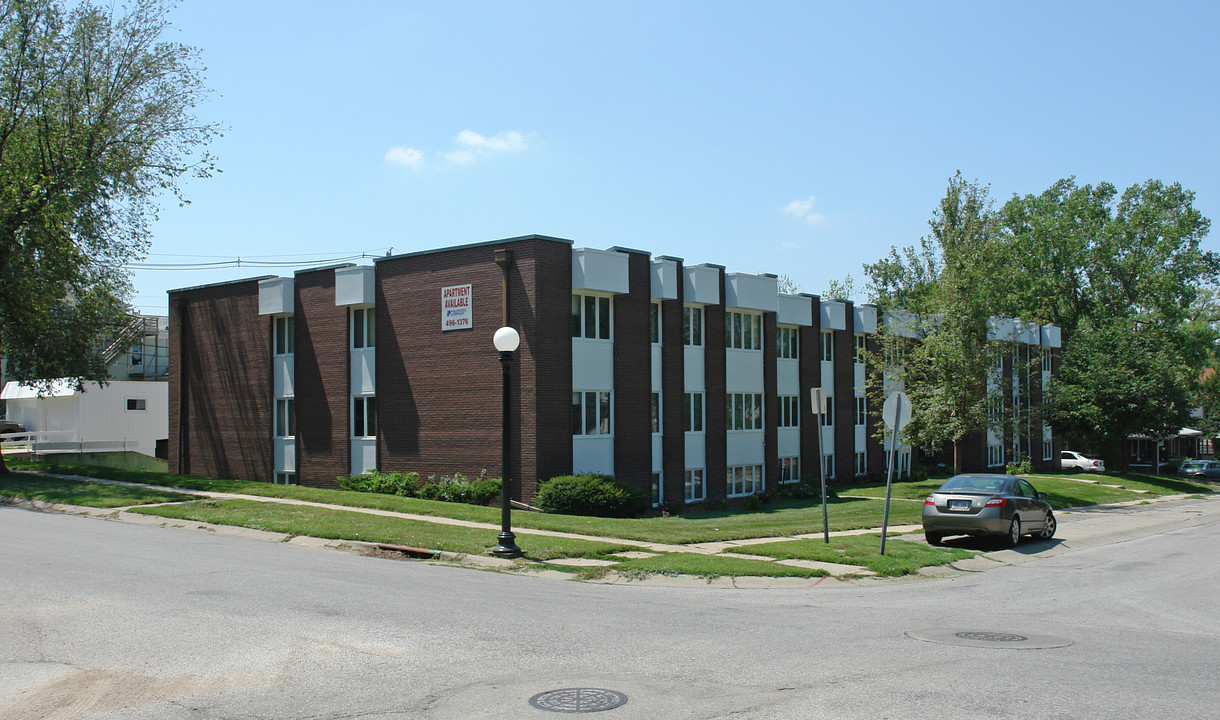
651,259 -> 679,299
854,363 -> 866,391
651,346 -> 662,390
351,439 -> 376,475
854,305 -> 879,334
273,356 -> 295,399
573,341 -> 615,388
334,265 -> 374,306
350,348 -> 376,396
821,300 -> 847,331
1041,325 -> 1062,348
573,436 -> 615,475
884,309 -> 920,339
778,428 -> 800,457
855,425 -> 867,451
777,361 -> 799,395
777,295 -> 813,326
274,439 -> 296,472
684,434 -> 706,467
725,273 -> 778,312
684,265 -> 721,305
727,432 -> 765,465
258,277 -> 293,315
652,436 -> 663,472
683,347 -> 705,390
572,248 -> 629,294
725,351 -> 764,392
988,317 -> 1016,341
820,361 -> 835,395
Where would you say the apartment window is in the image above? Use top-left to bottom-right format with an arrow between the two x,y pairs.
855,451 -> 867,476
651,472 -> 662,507
572,391 -> 613,435
726,310 -> 762,350
1041,348 -> 1052,372
352,396 -> 376,437
683,392 -> 704,433
855,334 -> 866,364
274,473 -> 295,485
779,456 -> 800,484
777,326 -> 799,359
683,306 -> 703,346
727,393 -> 764,431
823,453 -> 835,480
650,302 -> 661,344
1043,427 -> 1053,461
351,307 -> 375,349
987,444 -> 1003,467
779,395 -> 800,428
275,398 -> 296,438
684,468 -> 705,502
855,396 -> 866,426
126,398 -> 147,412
821,396 -> 834,427
727,464 -> 763,497
274,316 -> 295,355
821,330 -> 834,362
651,392 -> 661,434
572,294 -> 612,340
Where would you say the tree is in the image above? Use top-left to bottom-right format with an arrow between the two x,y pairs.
0,0 -> 217,469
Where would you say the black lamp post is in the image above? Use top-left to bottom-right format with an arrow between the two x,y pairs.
490,326 -> 522,558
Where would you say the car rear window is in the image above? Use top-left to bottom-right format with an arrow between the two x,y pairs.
937,476 -> 1007,493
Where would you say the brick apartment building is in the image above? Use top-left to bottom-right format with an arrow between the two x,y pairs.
168,234 -> 1062,508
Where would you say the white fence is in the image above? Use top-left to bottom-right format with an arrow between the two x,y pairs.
1,430 -> 151,454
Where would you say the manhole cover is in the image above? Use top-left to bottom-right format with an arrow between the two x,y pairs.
906,628 -> 1073,649
529,688 -> 628,713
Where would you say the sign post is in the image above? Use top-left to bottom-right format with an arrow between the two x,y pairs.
810,387 -> 829,543
880,391 -> 911,555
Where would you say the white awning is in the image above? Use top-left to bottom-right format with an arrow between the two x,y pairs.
1,379 -> 81,399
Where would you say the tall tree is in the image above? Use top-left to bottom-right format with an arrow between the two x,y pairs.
0,0 -> 217,469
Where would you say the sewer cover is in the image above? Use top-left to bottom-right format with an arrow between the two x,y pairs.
528,688 -> 628,713
906,628 -> 1073,649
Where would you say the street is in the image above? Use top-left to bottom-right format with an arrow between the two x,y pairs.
2,496 -> 1218,719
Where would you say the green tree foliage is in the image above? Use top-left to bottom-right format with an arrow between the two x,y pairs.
0,0 -> 217,391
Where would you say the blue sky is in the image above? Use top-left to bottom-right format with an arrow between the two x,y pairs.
133,1 -> 1220,314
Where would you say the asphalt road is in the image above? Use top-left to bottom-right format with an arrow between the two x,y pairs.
2,496 -> 1218,720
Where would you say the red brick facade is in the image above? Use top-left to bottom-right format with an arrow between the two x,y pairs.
293,266 -> 351,487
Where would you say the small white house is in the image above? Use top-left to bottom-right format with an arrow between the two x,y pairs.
2,379 -> 168,457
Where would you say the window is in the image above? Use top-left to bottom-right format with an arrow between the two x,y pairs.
779,456 -> 800,484
275,316 -> 295,355
351,307 -> 375,349
650,302 -> 661,344
651,392 -> 661,434
126,398 -> 147,412
682,306 -> 703,346
821,330 -> 834,362
651,472 -> 662,507
571,293 -> 612,340
352,396 -> 376,437
684,469 -> 705,502
274,473 -> 295,485
572,391 -> 612,435
778,395 -> 800,428
855,334 -> 866,364
727,464 -> 763,497
275,398 -> 295,437
987,444 -> 1003,467
855,451 -> 867,476
777,326 -> 799,360
1043,438 -> 1053,461
683,392 -> 704,432
823,453 -> 835,480
726,311 -> 762,350
855,396 -> 866,426
821,396 -> 834,427
1041,348 -> 1052,372
727,393 -> 763,431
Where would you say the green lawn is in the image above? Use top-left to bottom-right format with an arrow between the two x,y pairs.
130,499 -> 637,561
742,535 -> 976,577
0,473 -> 199,508
592,552 -> 828,580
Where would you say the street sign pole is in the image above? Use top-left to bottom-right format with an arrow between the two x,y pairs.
880,391 -> 910,556
811,387 -> 829,543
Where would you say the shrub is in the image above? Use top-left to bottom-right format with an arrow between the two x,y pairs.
1006,460 -> 1033,476
535,474 -> 648,518
337,470 -> 420,497
422,473 -> 502,505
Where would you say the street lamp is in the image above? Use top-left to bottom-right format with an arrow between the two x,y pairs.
491,326 -> 522,558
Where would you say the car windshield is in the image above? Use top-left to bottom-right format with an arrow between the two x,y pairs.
936,475 -> 1008,494
1181,461 -> 1205,470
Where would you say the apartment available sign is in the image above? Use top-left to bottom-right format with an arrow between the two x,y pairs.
441,284 -> 473,331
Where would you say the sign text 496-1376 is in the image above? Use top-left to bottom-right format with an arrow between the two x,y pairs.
441,284 -> 473,331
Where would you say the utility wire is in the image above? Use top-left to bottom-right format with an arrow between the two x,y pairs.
125,249 -> 392,270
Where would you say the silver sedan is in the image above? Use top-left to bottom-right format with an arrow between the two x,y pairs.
922,474 -> 1056,547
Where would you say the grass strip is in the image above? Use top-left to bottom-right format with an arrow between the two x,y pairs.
593,552 -> 828,580
129,498 -> 636,561
0,473 -> 199,508
742,535 -> 976,577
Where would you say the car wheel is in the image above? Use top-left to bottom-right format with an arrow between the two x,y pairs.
1003,518 -> 1020,548
925,531 -> 943,546
1039,511 -> 1056,540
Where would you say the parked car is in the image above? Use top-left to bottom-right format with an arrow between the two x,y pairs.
0,420 -> 28,442
1060,450 -> 1104,472
1178,460 -> 1220,479
922,474 -> 1056,547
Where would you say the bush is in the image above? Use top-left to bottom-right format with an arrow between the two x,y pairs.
535,474 -> 648,518
1005,460 -> 1033,476
336,470 -> 499,506
337,470 -> 420,497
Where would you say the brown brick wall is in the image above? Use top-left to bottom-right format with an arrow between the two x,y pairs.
293,268 -> 350,488
763,311 -> 778,490
832,304 -> 855,484
527,242 -> 576,493
612,251 -> 653,494
660,268 -> 685,510
704,268 -> 727,503
865,331 -> 885,478
168,280 -> 272,483
800,296 -> 822,483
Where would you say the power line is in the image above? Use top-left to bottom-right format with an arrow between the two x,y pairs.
125,251 -> 387,270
